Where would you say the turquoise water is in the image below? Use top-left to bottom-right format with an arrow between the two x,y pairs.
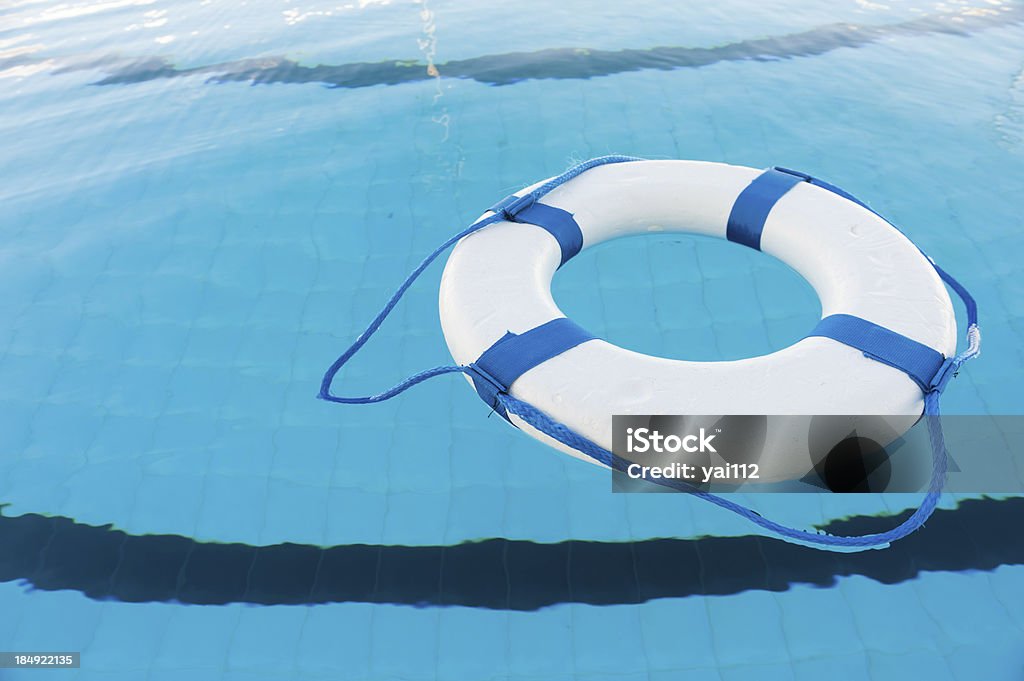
2,0 -> 1024,678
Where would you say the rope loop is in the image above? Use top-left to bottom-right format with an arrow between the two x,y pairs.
320,156 -> 980,551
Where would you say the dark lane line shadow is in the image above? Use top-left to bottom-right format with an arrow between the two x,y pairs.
1,497 -> 1021,610
28,3 -> 1022,90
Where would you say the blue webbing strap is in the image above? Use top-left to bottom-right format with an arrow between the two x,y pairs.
490,193 -> 583,267
807,314 -> 949,393
726,168 -> 807,250
468,318 -> 596,420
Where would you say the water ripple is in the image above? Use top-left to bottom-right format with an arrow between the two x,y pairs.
3,3 -> 1019,87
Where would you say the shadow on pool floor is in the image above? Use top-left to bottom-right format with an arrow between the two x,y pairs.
1,496 -> 1020,610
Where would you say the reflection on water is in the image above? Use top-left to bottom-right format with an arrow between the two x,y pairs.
15,0 -> 158,27
3,2 -> 1022,86
994,64 -> 1024,147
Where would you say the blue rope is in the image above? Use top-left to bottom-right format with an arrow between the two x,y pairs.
496,390 -> 948,549
320,156 -> 979,551
318,155 -> 641,404
525,155 -> 643,198
318,214 -> 499,404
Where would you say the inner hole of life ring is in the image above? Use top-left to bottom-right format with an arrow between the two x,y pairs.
553,231 -> 907,493
550,232 -> 822,363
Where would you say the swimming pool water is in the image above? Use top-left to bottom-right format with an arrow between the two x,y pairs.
2,0 -> 1024,679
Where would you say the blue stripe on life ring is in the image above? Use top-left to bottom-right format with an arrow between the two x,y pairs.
468,318 -> 595,420
726,168 -> 807,250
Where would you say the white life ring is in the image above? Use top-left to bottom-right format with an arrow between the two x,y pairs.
438,161 -> 956,480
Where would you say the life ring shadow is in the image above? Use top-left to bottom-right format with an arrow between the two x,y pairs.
1,497 -> 1020,610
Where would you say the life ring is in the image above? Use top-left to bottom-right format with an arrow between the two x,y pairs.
438,160 -> 957,481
